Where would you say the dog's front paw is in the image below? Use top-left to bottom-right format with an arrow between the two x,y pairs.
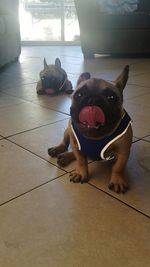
48,145 -> 67,157
108,176 -> 129,194
57,152 -> 75,167
69,171 -> 89,184
48,146 -> 60,157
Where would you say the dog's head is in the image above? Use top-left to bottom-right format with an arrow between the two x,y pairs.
39,58 -> 67,95
70,66 -> 129,138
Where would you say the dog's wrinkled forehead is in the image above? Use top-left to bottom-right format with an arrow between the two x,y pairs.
75,78 -> 122,97
40,65 -> 63,78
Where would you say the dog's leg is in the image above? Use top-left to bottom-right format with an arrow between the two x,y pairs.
48,128 -> 76,166
48,128 -> 70,157
36,80 -> 45,95
108,155 -> 129,194
69,149 -> 89,183
108,128 -> 132,193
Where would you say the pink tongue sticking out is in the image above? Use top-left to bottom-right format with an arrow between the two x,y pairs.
79,106 -> 105,128
45,88 -> 55,94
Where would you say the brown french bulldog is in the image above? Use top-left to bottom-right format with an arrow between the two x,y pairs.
48,66 -> 133,194
36,58 -> 73,95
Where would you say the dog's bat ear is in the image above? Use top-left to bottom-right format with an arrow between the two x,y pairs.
55,58 -> 61,68
115,65 -> 129,92
77,72 -> 91,85
65,80 -> 73,94
44,58 -> 48,69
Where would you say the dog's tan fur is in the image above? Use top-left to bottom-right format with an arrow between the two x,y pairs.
48,66 -> 133,193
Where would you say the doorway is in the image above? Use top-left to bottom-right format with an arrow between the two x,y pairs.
19,0 -> 80,44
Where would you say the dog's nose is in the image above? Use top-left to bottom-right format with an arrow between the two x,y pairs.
86,96 -> 99,105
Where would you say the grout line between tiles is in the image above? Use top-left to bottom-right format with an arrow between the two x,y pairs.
1,81 -> 37,89
107,79 -> 150,89
2,117 -> 69,138
5,138 -> 69,173
0,91 -> 25,102
0,101 -> 26,110
0,173 -> 66,208
0,90 -> 71,116
1,171 -> 149,221
88,182 -> 150,219
132,138 -> 143,143
125,92 -> 150,102
32,102 -> 71,116
127,82 -> 150,88
106,73 -> 150,88
141,139 -> 150,143
0,81 -> 37,90
133,134 -> 150,142
141,134 -> 150,139
129,71 -> 150,78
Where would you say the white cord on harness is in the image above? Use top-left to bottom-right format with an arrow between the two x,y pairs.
59,78 -> 67,91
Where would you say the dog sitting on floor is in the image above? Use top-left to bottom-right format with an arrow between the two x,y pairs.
48,66 -> 133,194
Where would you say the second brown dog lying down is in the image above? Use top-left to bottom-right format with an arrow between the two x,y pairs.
48,66 -> 133,194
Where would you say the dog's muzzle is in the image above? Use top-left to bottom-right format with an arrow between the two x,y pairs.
79,105 -> 106,128
41,76 -> 67,94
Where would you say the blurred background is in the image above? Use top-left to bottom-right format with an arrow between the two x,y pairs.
19,0 -> 80,43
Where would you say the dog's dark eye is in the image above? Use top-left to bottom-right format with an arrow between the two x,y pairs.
107,95 -> 114,100
74,91 -> 82,100
77,92 -> 82,97
103,89 -> 118,102
107,94 -> 118,102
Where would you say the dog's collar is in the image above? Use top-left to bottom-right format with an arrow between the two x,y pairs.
58,78 -> 67,91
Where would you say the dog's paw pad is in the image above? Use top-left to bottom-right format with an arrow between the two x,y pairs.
69,172 -> 82,183
57,153 -> 74,167
57,156 -> 67,167
108,180 -> 129,194
69,172 -> 88,184
48,147 -> 59,157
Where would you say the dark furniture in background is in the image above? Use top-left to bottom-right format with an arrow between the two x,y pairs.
0,0 -> 21,68
75,0 -> 150,58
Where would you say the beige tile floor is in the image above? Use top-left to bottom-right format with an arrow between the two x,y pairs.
0,46 -> 150,267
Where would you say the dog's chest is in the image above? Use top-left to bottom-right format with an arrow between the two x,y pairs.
71,111 -> 131,161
